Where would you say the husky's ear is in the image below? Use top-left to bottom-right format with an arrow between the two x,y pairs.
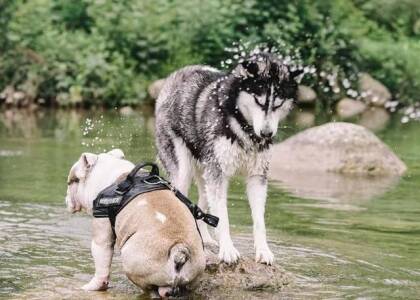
107,149 -> 125,159
234,60 -> 260,78
241,60 -> 260,77
80,152 -> 98,169
290,69 -> 304,80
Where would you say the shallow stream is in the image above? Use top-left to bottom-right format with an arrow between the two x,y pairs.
0,108 -> 419,299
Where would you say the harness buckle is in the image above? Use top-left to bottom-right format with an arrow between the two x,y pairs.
143,175 -> 176,191
116,180 -> 131,195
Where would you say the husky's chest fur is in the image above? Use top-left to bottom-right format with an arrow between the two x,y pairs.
211,135 -> 270,177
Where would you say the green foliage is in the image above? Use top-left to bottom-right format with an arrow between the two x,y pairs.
0,0 -> 418,107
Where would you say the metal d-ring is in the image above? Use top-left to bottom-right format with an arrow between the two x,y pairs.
143,175 -> 165,185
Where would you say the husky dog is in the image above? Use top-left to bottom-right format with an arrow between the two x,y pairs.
155,53 -> 302,264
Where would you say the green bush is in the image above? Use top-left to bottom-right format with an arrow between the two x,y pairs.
0,0 -> 418,107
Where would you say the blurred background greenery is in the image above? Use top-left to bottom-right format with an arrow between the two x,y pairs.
0,0 -> 419,108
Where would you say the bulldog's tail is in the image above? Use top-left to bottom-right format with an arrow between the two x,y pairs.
170,243 -> 191,273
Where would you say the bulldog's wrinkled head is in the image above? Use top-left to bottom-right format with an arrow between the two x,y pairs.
65,149 -> 134,213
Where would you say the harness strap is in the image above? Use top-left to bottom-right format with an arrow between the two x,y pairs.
173,189 -> 219,227
93,162 -> 219,240
143,174 -> 219,228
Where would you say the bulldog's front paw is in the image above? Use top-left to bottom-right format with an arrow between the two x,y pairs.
218,240 -> 240,264
82,276 -> 109,291
255,245 -> 274,265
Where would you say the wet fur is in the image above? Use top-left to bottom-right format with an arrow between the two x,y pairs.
155,54 -> 300,264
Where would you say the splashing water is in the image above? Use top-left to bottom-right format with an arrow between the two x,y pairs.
80,113 -> 142,153
220,40 -> 420,124
221,40 -> 316,83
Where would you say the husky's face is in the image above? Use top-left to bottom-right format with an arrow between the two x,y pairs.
234,55 -> 301,140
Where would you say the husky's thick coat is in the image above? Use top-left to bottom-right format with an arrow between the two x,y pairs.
155,53 -> 301,264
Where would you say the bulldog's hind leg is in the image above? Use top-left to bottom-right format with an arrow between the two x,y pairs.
82,218 -> 115,291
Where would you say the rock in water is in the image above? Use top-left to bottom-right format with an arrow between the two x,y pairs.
148,78 -> 166,99
358,107 -> 390,132
194,244 -> 291,299
293,109 -> 316,128
359,73 -> 391,107
297,85 -> 317,104
119,106 -> 134,116
270,122 -> 407,176
336,98 -> 367,119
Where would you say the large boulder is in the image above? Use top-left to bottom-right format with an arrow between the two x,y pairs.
359,73 -> 391,107
148,78 -> 166,99
297,85 -> 317,104
336,98 -> 367,119
269,122 -> 407,176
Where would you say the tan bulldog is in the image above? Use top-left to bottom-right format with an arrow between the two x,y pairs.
65,149 -> 206,297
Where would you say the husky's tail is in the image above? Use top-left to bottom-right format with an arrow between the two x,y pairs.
169,243 -> 191,273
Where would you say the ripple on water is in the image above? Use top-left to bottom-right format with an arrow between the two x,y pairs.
0,200 -> 141,299
1,201 -> 419,299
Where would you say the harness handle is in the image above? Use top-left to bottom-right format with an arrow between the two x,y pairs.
128,162 -> 159,179
117,162 -> 159,194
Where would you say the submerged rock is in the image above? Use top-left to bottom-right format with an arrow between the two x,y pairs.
119,106 -> 134,116
336,97 -> 367,119
293,109 -> 316,128
194,244 -> 291,299
270,122 -> 407,176
358,107 -> 390,132
148,78 -> 166,99
297,85 -> 317,104
270,169 -> 400,205
359,73 -> 391,107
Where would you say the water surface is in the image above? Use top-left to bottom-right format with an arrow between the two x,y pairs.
0,108 -> 419,299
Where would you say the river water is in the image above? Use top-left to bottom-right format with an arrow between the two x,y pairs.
0,108 -> 419,299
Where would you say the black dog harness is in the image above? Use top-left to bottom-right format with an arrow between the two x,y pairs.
92,162 -> 219,235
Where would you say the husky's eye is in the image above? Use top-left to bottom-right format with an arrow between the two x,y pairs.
253,95 -> 265,107
273,97 -> 286,109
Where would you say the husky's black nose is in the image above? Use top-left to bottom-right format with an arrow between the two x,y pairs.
260,130 -> 273,139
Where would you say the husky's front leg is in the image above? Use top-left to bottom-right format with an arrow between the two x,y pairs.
205,176 -> 240,264
83,218 -> 115,291
247,175 -> 274,265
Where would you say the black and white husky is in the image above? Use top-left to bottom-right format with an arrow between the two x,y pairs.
155,53 -> 302,264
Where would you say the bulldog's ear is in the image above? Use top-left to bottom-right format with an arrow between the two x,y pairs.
80,152 -> 98,169
107,149 -> 125,159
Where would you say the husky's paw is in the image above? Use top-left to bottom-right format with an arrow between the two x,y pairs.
255,246 -> 274,265
218,241 -> 240,264
82,277 -> 109,291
